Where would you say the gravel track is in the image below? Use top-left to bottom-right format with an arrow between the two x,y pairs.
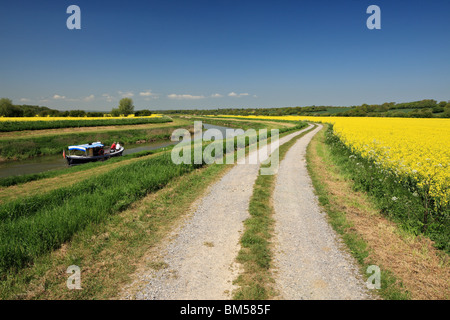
272,125 -> 371,299
127,125 -> 314,300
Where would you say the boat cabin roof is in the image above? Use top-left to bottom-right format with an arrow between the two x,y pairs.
68,142 -> 104,152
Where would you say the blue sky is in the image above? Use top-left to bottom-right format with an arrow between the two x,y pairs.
0,0 -> 449,111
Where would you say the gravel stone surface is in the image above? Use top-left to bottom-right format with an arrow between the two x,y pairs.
127,126 -> 314,300
272,125 -> 372,300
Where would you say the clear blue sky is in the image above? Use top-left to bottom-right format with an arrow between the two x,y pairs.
0,0 -> 449,111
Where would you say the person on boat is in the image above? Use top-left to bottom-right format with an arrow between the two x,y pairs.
98,147 -> 104,156
116,142 -> 121,150
111,141 -> 116,152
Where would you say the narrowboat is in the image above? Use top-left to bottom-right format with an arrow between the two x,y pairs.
64,141 -> 124,165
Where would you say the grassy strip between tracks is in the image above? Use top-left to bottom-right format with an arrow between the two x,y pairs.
306,125 -> 449,300
0,120 -> 306,299
232,124 -> 315,300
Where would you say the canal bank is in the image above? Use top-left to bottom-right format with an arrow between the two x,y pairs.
0,123 -> 234,179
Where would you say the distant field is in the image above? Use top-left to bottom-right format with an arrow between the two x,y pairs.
0,115 -> 169,132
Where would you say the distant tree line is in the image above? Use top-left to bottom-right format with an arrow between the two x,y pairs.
155,106 -> 332,117
1,97 -> 449,118
155,99 -> 450,118
0,98 -> 152,117
335,100 -> 450,118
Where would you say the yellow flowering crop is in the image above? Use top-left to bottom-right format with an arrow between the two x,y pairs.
216,115 -> 450,208
0,114 -> 163,121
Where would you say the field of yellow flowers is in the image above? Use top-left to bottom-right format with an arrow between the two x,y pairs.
216,115 -> 450,210
0,114 -> 166,132
0,114 -> 162,121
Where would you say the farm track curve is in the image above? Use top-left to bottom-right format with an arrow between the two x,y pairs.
123,124 -> 371,299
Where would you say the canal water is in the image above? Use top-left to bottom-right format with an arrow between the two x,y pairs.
0,123 -> 236,179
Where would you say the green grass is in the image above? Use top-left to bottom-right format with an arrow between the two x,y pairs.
0,159 -> 233,299
0,117 -> 172,132
0,151 -> 201,275
233,123 -> 313,300
0,147 -> 172,188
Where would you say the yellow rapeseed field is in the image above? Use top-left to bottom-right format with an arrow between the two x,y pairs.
0,114 -> 163,121
216,115 -> 450,208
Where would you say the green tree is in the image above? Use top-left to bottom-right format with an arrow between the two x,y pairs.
442,104 -> 450,118
135,109 -> 152,116
432,106 -> 444,113
111,108 -> 121,117
0,98 -> 23,117
23,108 -> 36,117
117,98 -> 134,116
68,110 -> 86,117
